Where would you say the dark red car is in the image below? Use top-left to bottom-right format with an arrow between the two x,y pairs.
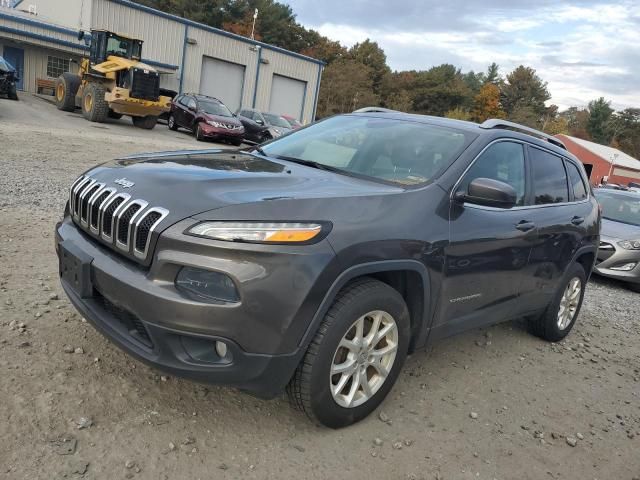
282,114 -> 303,130
168,94 -> 245,145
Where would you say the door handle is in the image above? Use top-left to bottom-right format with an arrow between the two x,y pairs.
515,221 -> 536,232
571,216 -> 585,225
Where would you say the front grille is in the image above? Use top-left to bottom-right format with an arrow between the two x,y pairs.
92,289 -> 153,348
68,176 -> 169,262
135,211 -> 161,251
102,196 -> 126,237
130,68 -> 160,101
117,203 -> 142,245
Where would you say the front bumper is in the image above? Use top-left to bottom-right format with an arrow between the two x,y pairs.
105,87 -> 172,117
55,216 -> 336,396
199,123 -> 244,140
594,239 -> 640,284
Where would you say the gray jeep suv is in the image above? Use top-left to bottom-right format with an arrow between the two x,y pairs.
56,113 -> 599,427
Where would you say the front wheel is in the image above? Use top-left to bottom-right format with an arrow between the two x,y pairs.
8,84 -> 18,100
528,263 -> 586,342
195,122 -> 206,141
287,278 -> 410,428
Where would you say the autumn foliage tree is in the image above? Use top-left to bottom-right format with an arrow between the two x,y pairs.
471,83 -> 505,122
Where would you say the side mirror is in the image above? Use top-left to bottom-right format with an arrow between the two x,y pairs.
188,105 -> 196,112
456,178 -> 517,209
255,118 -> 264,125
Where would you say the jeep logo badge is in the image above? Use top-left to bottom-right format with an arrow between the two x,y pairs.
114,178 -> 135,188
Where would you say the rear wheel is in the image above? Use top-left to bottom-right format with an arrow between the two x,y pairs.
81,83 -> 108,122
132,115 -> 158,129
54,73 -> 80,111
528,263 -> 586,342
231,138 -> 243,146
168,114 -> 178,131
287,278 -> 410,428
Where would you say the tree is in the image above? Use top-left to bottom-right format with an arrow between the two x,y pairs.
300,33 -> 347,64
471,83 -> 505,122
316,59 -> 378,117
348,40 -> 390,94
587,97 -> 614,144
561,107 -> 591,139
412,64 -> 471,116
385,90 -> 413,112
502,66 -> 550,119
445,107 -> 472,121
484,62 -> 500,85
507,105 -> 540,129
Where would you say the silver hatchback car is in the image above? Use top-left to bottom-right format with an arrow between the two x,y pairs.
593,188 -> 640,291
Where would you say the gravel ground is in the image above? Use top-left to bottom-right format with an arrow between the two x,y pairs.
1,96 -> 639,480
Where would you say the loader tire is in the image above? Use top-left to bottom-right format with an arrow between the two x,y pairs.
81,83 -> 108,123
132,115 -> 158,130
55,73 -> 80,111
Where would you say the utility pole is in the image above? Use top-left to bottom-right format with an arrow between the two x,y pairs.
250,8 -> 258,40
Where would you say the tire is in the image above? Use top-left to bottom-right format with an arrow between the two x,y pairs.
108,110 -> 123,119
528,263 -> 586,342
232,138 -> 243,146
55,73 -> 80,111
8,84 -> 18,101
132,115 -> 158,130
627,283 -> 640,293
287,278 -> 410,428
81,83 -> 108,122
259,132 -> 272,143
195,122 -> 206,141
168,114 -> 178,131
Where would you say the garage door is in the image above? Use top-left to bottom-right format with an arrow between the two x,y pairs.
199,57 -> 245,112
269,74 -> 306,120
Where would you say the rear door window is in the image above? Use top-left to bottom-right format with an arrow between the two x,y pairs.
565,160 -> 588,201
529,147 -> 569,205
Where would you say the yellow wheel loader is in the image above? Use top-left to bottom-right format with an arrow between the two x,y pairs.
55,30 -> 171,129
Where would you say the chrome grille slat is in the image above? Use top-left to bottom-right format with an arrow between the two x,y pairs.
69,177 -> 168,262
89,187 -> 116,235
133,208 -> 169,259
72,177 -> 93,218
115,200 -> 148,252
80,182 -> 103,226
101,193 -> 131,242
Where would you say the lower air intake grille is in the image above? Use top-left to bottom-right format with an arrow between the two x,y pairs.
93,290 -> 153,348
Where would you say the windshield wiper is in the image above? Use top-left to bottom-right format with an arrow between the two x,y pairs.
253,146 -> 267,156
271,155 -> 344,173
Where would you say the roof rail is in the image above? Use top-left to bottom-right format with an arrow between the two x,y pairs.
479,119 -> 567,150
352,107 -> 399,113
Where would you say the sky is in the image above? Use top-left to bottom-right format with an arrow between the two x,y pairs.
285,0 -> 640,111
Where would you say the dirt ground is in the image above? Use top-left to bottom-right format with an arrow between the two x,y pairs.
1,95 -> 639,480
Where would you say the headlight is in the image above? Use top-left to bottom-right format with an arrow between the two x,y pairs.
618,240 -> 640,250
188,221 -> 324,243
207,120 -> 223,127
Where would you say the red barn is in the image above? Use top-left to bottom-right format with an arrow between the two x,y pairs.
556,134 -> 640,187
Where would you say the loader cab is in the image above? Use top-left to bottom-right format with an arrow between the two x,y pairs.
89,30 -> 143,65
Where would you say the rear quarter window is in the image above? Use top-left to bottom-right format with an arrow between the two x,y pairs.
565,161 -> 588,201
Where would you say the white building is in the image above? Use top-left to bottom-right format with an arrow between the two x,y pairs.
0,0 -> 324,122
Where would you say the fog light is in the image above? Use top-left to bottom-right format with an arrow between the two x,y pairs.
610,262 -> 637,271
215,341 -> 228,358
175,267 -> 239,303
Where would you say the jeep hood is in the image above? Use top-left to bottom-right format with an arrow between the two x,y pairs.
84,150 -> 401,226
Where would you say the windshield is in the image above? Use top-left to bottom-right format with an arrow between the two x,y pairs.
285,117 -> 302,128
263,113 -> 292,128
261,115 -> 475,186
595,190 -> 640,227
200,101 -> 233,117
106,35 -> 141,59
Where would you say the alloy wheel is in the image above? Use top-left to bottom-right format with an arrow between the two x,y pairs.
330,310 -> 398,408
557,277 -> 581,330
